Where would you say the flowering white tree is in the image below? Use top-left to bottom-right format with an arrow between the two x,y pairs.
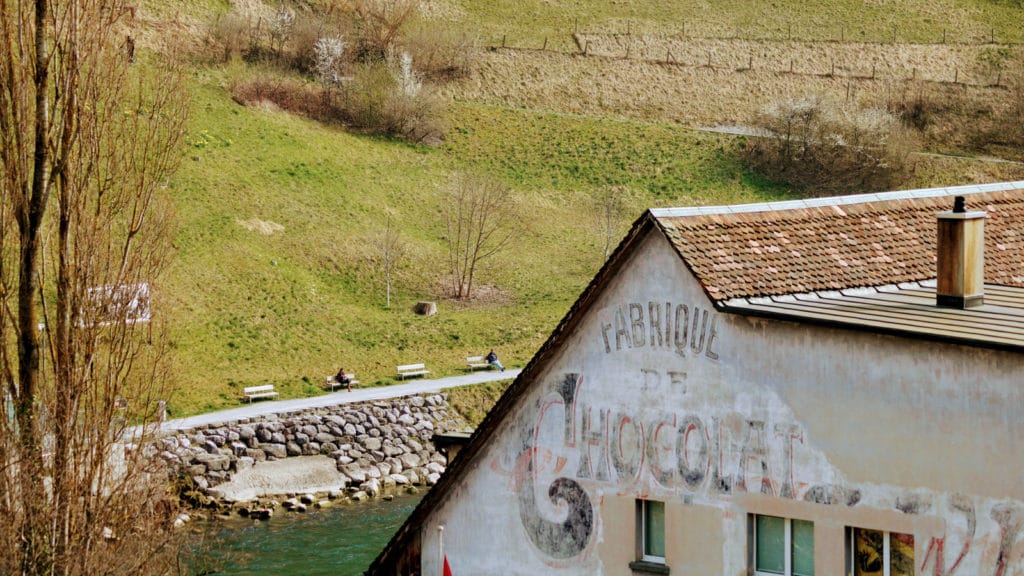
314,35 -> 347,87
398,51 -> 421,96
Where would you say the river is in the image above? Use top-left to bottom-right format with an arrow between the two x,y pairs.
189,492 -> 423,576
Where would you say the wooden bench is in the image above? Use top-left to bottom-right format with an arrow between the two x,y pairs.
242,384 -> 279,402
466,356 -> 490,370
325,374 -> 361,391
396,363 -> 430,380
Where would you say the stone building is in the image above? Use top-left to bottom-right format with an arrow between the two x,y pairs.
369,181 -> 1024,575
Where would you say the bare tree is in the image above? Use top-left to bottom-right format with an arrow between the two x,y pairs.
371,213 -> 408,308
0,0 -> 187,573
443,173 -> 517,300
345,0 -> 419,62
591,185 -> 637,261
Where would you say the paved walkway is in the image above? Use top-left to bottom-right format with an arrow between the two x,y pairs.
161,369 -> 521,432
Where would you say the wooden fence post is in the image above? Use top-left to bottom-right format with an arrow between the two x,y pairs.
749,54 -> 753,69
502,34 -> 506,48
954,68 -> 958,83
543,37 -> 548,51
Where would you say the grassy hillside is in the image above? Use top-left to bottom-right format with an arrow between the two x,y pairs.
157,1 -> 1024,415
165,68 -> 784,413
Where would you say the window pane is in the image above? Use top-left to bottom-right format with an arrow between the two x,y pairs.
792,519 -> 815,576
890,532 -> 915,576
644,501 -> 665,558
853,528 -> 884,576
756,515 -> 785,574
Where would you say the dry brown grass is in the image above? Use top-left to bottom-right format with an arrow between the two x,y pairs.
448,37 -> 1022,158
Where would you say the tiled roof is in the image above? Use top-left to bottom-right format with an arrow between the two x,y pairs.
653,182 -> 1024,301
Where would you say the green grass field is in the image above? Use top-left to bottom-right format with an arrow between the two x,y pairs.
158,0 -> 1024,415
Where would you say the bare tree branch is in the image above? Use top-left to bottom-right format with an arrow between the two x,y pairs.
0,0 -> 187,572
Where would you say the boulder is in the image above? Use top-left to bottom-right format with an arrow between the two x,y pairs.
263,443 -> 288,459
194,453 -> 231,472
400,453 -> 421,469
360,478 -> 381,498
413,301 -> 436,316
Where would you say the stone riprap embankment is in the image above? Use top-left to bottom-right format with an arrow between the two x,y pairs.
161,393 -> 457,515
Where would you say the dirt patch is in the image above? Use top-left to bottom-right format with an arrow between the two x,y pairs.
238,218 -> 285,235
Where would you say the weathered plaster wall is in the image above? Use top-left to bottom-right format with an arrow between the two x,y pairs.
421,230 -> 1024,575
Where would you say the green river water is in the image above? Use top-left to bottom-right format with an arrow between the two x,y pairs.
190,492 -> 423,576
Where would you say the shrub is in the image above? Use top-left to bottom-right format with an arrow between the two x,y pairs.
742,95 -> 917,195
210,9 -> 256,62
402,22 -> 477,81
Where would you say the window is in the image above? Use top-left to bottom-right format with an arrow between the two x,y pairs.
751,514 -> 814,576
846,527 -> 914,576
629,500 -> 669,575
640,500 -> 666,562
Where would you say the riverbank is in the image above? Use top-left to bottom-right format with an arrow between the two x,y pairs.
164,392 -> 464,523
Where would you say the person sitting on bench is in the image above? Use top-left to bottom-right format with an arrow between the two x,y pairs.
336,367 -> 353,392
485,350 -> 505,372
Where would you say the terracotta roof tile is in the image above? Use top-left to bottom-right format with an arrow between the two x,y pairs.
656,184 -> 1024,301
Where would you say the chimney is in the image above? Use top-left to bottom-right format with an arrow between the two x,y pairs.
936,195 -> 986,308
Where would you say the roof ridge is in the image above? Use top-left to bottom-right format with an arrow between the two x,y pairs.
649,181 -> 1024,218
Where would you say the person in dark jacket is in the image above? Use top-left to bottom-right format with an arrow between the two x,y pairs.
485,350 -> 505,372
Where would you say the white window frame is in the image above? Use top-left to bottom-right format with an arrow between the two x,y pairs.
752,514 -> 813,576
639,499 -> 666,563
846,527 -> 911,576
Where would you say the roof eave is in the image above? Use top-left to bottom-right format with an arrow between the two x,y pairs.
367,211 -> 664,575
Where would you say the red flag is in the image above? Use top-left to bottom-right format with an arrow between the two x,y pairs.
443,555 -> 453,576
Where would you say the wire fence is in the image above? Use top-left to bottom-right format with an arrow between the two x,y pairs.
482,27 -> 1023,90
